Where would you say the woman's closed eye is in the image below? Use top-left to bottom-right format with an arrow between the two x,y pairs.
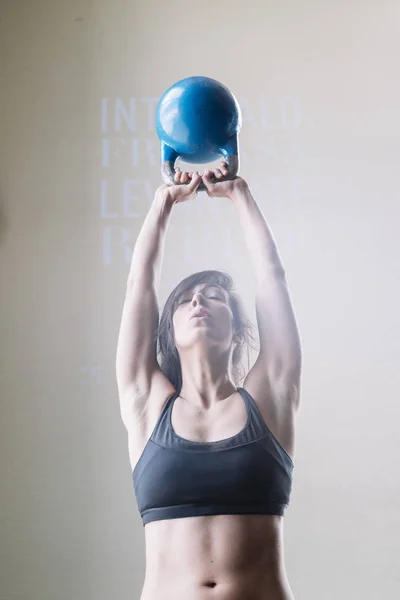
179,296 -> 221,305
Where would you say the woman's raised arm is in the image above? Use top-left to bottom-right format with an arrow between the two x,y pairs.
115,173 -> 201,426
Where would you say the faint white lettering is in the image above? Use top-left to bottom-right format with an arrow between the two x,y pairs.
100,180 -> 118,218
115,98 -> 136,132
102,138 -> 126,167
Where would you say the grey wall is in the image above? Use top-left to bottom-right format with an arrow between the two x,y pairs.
1,0 -> 399,598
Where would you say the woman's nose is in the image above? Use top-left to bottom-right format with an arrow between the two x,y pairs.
191,293 -> 205,305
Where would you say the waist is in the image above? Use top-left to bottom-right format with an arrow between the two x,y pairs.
141,577 -> 294,600
141,519 -> 294,600
144,513 -> 286,580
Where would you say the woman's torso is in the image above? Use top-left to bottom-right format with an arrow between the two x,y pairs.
127,380 -> 296,600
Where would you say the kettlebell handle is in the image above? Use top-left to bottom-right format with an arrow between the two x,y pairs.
161,154 -> 239,191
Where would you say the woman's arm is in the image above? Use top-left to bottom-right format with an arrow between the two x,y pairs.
230,183 -> 302,381
116,174 -> 201,423
116,192 -> 173,406
202,166 -> 302,399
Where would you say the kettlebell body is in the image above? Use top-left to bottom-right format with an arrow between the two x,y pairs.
156,76 -> 241,188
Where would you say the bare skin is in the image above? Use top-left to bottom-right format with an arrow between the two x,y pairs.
128,382 -> 295,600
125,163 -> 298,599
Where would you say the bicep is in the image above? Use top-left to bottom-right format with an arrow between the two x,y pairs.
115,279 -> 160,398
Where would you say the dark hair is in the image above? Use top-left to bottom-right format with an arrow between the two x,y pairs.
155,270 -> 259,393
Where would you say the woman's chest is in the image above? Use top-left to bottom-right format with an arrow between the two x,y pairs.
170,393 -> 248,443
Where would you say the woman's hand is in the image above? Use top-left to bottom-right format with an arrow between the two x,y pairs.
156,169 -> 202,205
202,161 -> 248,200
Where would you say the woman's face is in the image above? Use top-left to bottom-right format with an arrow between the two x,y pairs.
172,284 -> 236,353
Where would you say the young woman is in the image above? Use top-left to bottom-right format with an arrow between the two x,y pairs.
116,162 -> 302,600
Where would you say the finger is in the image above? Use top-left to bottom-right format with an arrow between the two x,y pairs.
174,169 -> 181,182
214,168 -> 223,179
181,171 -> 189,184
220,162 -> 229,176
202,169 -> 211,183
202,169 -> 214,191
187,171 -> 202,192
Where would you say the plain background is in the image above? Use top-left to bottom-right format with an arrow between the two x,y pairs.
1,1 -> 399,598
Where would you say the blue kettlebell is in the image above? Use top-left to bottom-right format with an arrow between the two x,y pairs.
156,76 -> 242,191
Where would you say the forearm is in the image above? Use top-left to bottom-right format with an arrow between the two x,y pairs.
128,190 -> 173,290
230,185 -> 285,284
